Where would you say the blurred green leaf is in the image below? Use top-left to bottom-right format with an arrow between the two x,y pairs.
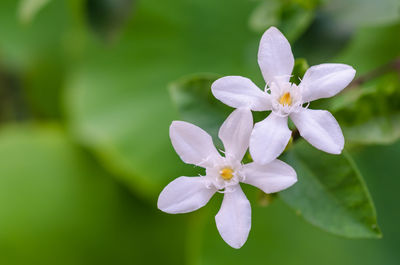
0,68 -> 30,122
336,23 -> 400,74
22,54 -> 65,118
192,142 -> 400,265
0,124 -> 186,265
332,73 -> 400,145
293,0 -> 320,9
86,0 -> 134,42
18,0 -> 52,24
278,2 -> 315,43
322,0 -> 400,28
249,0 -> 281,33
169,73 -> 269,147
64,0 -> 258,200
169,73 -> 231,143
280,140 -> 381,238
342,115 -> 400,146
292,16 -> 352,65
0,0 -> 84,119
249,0 -> 315,42
319,23 -> 400,145
65,64 -> 191,200
0,0 -> 72,67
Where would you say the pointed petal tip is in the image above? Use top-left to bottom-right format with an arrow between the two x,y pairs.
215,221 -> 249,249
329,144 -> 344,155
228,240 -> 245,249
349,66 -> 356,78
264,26 -> 281,34
258,26 -> 293,84
169,121 -> 221,167
288,173 -> 298,187
300,63 -> 357,102
292,109 -> 345,155
157,196 -> 173,214
169,120 -> 184,132
211,76 -> 271,111
241,160 -> 298,194
157,194 -> 177,214
215,187 -> 251,250
157,200 -> 170,214
218,108 -> 254,160
340,63 -> 356,77
157,177 -> 216,214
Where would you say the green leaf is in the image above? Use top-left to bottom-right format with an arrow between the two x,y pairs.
169,73 -> 232,143
248,0 -> 281,33
22,54 -> 65,118
341,115 -> 400,145
336,23 -> 400,74
322,0 -> 400,28
0,0 -> 72,67
320,23 -> 400,146
330,73 -> 400,145
279,140 -> 381,238
188,142 -> 400,264
18,0 -> 52,24
65,65 -> 191,200
86,0 -> 135,42
249,0 -> 315,42
169,73 -> 270,149
0,124 -> 187,265
0,0 -> 83,119
278,2 -> 315,43
64,0 -> 259,199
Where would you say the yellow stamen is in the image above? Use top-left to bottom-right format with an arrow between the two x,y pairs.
220,167 -> 234,180
279,92 -> 292,106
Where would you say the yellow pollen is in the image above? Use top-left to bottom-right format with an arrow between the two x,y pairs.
279,92 -> 292,106
220,167 -> 234,180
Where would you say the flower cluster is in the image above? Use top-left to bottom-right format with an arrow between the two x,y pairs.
158,27 -> 355,249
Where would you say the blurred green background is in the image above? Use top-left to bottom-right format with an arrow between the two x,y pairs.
0,0 -> 399,264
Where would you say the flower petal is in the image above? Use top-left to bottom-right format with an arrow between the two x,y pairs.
242,160 -> 297,194
300,63 -> 356,102
157,177 -> 216,214
211,76 -> 271,111
258,27 -> 294,84
290,108 -> 344,154
219,108 -> 253,161
215,185 -> 251,249
170,121 -> 221,167
249,113 -> 292,165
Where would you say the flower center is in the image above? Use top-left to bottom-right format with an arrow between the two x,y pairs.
279,92 -> 292,106
220,167 -> 234,180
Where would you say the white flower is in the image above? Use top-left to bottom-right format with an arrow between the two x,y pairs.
157,108 -> 297,249
211,27 -> 356,165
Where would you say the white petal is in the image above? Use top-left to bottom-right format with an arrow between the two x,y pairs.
258,27 -> 294,84
249,113 -> 292,165
219,108 -> 253,161
170,121 -> 221,167
290,108 -> 344,154
242,160 -> 297,194
157,177 -> 216,214
211,76 -> 271,111
215,186 -> 251,249
300,63 -> 356,102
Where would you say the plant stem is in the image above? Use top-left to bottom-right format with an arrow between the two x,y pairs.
346,57 -> 400,89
